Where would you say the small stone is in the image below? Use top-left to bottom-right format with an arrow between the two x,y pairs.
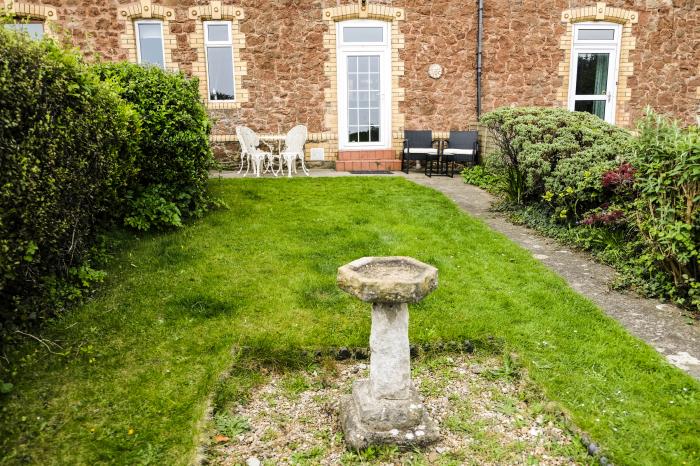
336,347 -> 352,360
587,442 -> 600,456
600,456 -> 609,465
246,457 -> 261,466
415,430 -> 425,437
390,429 -> 399,436
470,364 -> 484,374
436,446 -> 448,454
405,432 -> 415,440
358,363 -> 368,370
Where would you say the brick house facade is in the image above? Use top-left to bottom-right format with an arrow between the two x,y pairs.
3,0 -> 698,169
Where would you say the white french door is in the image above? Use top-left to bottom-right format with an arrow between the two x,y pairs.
337,20 -> 391,149
568,23 -> 621,124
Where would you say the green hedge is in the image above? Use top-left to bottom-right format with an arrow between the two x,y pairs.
1,30 -> 217,331
94,63 -> 215,230
0,28 -> 139,328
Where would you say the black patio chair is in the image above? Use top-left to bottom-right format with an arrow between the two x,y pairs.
443,130 -> 479,177
402,130 -> 440,175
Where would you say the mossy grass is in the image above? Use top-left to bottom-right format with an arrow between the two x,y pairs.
1,178 -> 698,465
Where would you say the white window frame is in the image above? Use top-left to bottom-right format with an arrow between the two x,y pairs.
336,20 -> 392,150
568,22 -> 622,124
204,20 -> 236,102
134,19 -> 166,69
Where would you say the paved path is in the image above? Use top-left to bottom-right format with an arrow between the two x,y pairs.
215,169 -> 700,379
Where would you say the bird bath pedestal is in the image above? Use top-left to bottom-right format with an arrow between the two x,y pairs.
337,256 -> 440,450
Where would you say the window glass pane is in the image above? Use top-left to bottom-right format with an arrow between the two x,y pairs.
4,22 -> 44,40
578,29 -> 615,40
348,56 -> 357,72
207,23 -> 229,42
346,54 -> 381,144
575,53 -> 609,95
137,23 -> 164,68
343,27 -> 383,43
358,74 -> 370,89
574,100 -> 606,119
369,56 -> 380,72
357,56 -> 369,72
207,46 -> 235,100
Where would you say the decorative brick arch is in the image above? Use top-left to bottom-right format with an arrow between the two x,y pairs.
117,0 -> 176,70
187,1 -> 248,109
321,3 -> 406,159
1,1 -> 58,38
557,2 -> 639,127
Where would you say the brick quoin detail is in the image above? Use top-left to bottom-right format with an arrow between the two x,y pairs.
117,0 -> 177,71
557,2 -> 639,128
1,1 -> 57,38
188,2 -> 248,110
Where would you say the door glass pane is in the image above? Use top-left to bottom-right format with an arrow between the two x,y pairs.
343,27 -> 383,43
578,29 -> 615,40
347,55 -> 381,143
574,100 -> 606,119
4,22 -> 44,40
207,24 -> 229,42
575,53 -> 609,95
207,47 -> 235,100
137,23 -> 164,68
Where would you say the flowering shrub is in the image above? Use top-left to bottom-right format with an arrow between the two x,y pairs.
602,163 -> 636,190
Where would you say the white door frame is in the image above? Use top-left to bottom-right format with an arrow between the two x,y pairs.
568,22 -> 622,124
336,20 -> 392,150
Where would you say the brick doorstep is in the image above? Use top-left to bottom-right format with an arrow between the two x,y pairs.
336,160 -> 402,171
336,149 -> 401,171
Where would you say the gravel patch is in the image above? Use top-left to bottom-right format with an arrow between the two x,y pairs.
205,353 -> 589,465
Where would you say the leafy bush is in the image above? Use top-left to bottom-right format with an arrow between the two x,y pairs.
0,28 -> 139,328
481,107 -> 631,206
460,165 -> 502,193
94,63 -> 216,230
631,111 -> 699,309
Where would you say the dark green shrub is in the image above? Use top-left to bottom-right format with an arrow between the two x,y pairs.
480,107 -> 631,208
631,111 -> 699,310
0,28 -> 139,328
94,63 -> 215,230
460,165 -> 503,193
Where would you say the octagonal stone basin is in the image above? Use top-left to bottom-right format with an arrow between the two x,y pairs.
337,256 -> 438,304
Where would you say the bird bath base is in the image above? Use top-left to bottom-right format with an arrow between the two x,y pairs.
340,379 -> 440,450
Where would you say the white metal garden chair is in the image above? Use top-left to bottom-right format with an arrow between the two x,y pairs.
280,125 -> 310,178
236,126 -> 278,177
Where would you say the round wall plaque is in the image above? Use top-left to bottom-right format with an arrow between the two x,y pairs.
428,64 -> 443,79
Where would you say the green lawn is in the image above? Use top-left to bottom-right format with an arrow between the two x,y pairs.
1,177 -> 698,465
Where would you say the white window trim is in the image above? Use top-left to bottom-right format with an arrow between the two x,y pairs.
204,20 -> 236,102
336,20 -> 392,150
134,19 -> 166,69
567,22 -> 622,124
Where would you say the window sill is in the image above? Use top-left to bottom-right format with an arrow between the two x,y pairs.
206,100 -> 241,110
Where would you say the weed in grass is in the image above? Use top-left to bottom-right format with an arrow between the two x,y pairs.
280,373 -> 310,399
341,445 -> 400,464
483,352 -> 519,380
260,428 -> 279,442
213,413 -> 250,438
290,445 -> 326,464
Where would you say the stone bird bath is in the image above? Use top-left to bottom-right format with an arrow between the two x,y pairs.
337,256 -> 440,449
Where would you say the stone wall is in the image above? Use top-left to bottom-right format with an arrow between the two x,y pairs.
4,0 -> 698,163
